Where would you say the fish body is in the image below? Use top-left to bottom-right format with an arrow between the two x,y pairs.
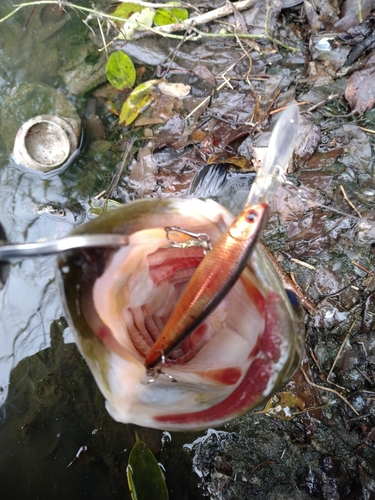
58,197 -> 301,431
145,203 -> 269,369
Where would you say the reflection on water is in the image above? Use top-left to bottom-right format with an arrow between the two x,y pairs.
188,164 -> 256,214
0,166 -> 75,406
0,0 -> 114,403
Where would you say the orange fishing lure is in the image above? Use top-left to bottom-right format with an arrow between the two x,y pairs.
145,202 -> 269,369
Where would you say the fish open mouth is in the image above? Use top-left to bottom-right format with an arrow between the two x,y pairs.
125,245 -> 210,365
58,198 -> 300,430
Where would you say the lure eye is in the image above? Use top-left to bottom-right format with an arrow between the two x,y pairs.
246,210 -> 258,223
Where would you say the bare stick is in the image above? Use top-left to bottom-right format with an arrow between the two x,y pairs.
340,185 -> 362,219
140,0 -> 257,36
327,315 -> 359,382
351,260 -> 373,276
261,243 -> 318,316
300,367 -> 359,416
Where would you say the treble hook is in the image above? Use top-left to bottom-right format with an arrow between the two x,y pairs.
165,226 -> 212,254
146,354 -> 178,383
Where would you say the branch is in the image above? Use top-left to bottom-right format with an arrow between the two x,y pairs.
133,0 -> 257,37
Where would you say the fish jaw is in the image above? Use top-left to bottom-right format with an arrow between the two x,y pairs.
58,198 -> 300,431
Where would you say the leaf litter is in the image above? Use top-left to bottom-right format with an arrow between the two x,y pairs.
96,2 -> 375,497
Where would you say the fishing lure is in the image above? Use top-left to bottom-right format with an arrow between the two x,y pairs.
145,105 -> 299,370
145,203 -> 269,369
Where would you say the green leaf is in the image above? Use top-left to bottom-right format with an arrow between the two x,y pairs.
106,51 -> 136,91
112,3 -> 144,20
154,5 -> 188,26
127,434 -> 169,500
119,80 -> 158,126
89,198 -> 123,216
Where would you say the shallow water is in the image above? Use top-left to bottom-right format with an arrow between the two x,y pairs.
1,3 -> 71,403
0,4 -> 167,499
0,2 -> 223,497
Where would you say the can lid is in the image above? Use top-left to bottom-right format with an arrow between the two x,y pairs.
13,114 -> 81,173
25,120 -> 70,166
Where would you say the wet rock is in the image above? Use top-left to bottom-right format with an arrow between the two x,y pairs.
315,297 -> 349,328
295,114 -> 321,161
357,214 -> 375,245
314,268 -> 344,296
61,44 -> 107,95
0,83 -> 79,153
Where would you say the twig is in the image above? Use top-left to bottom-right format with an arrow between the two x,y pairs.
326,333 -> 350,382
290,258 -> 316,271
185,52 -> 248,120
100,138 -> 135,215
243,461 -> 275,494
351,261 -> 374,276
309,346 -> 323,374
22,4 -> 36,28
359,126 -> 375,134
302,93 -> 340,114
300,367 -> 359,416
269,101 -> 308,115
355,366 -> 374,385
0,3 -> 24,22
234,33 -> 253,87
159,28 -> 194,77
340,185 -> 362,219
134,0 -> 257,36
261,243 -> 318,316
96,10 -> 108,59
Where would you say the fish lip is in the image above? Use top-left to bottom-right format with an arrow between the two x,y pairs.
58,198 -> 300,430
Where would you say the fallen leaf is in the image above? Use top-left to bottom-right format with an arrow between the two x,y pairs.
345,53 -> 375,113
127,433 -> 169,500
154,5 -> 188,26
158,81 -> 190,97
118,7 -> 155,40
106,51 -> 136,90
206,152 -> 254,171
334,0 -> 372,32
119,79 -> 159,126
295,114 -> 321,161
193,64 -> 216,87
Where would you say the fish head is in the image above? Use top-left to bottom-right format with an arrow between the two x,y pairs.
58,197 -> 301,431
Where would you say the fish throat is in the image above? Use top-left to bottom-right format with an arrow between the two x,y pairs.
127,243 -> 211,365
